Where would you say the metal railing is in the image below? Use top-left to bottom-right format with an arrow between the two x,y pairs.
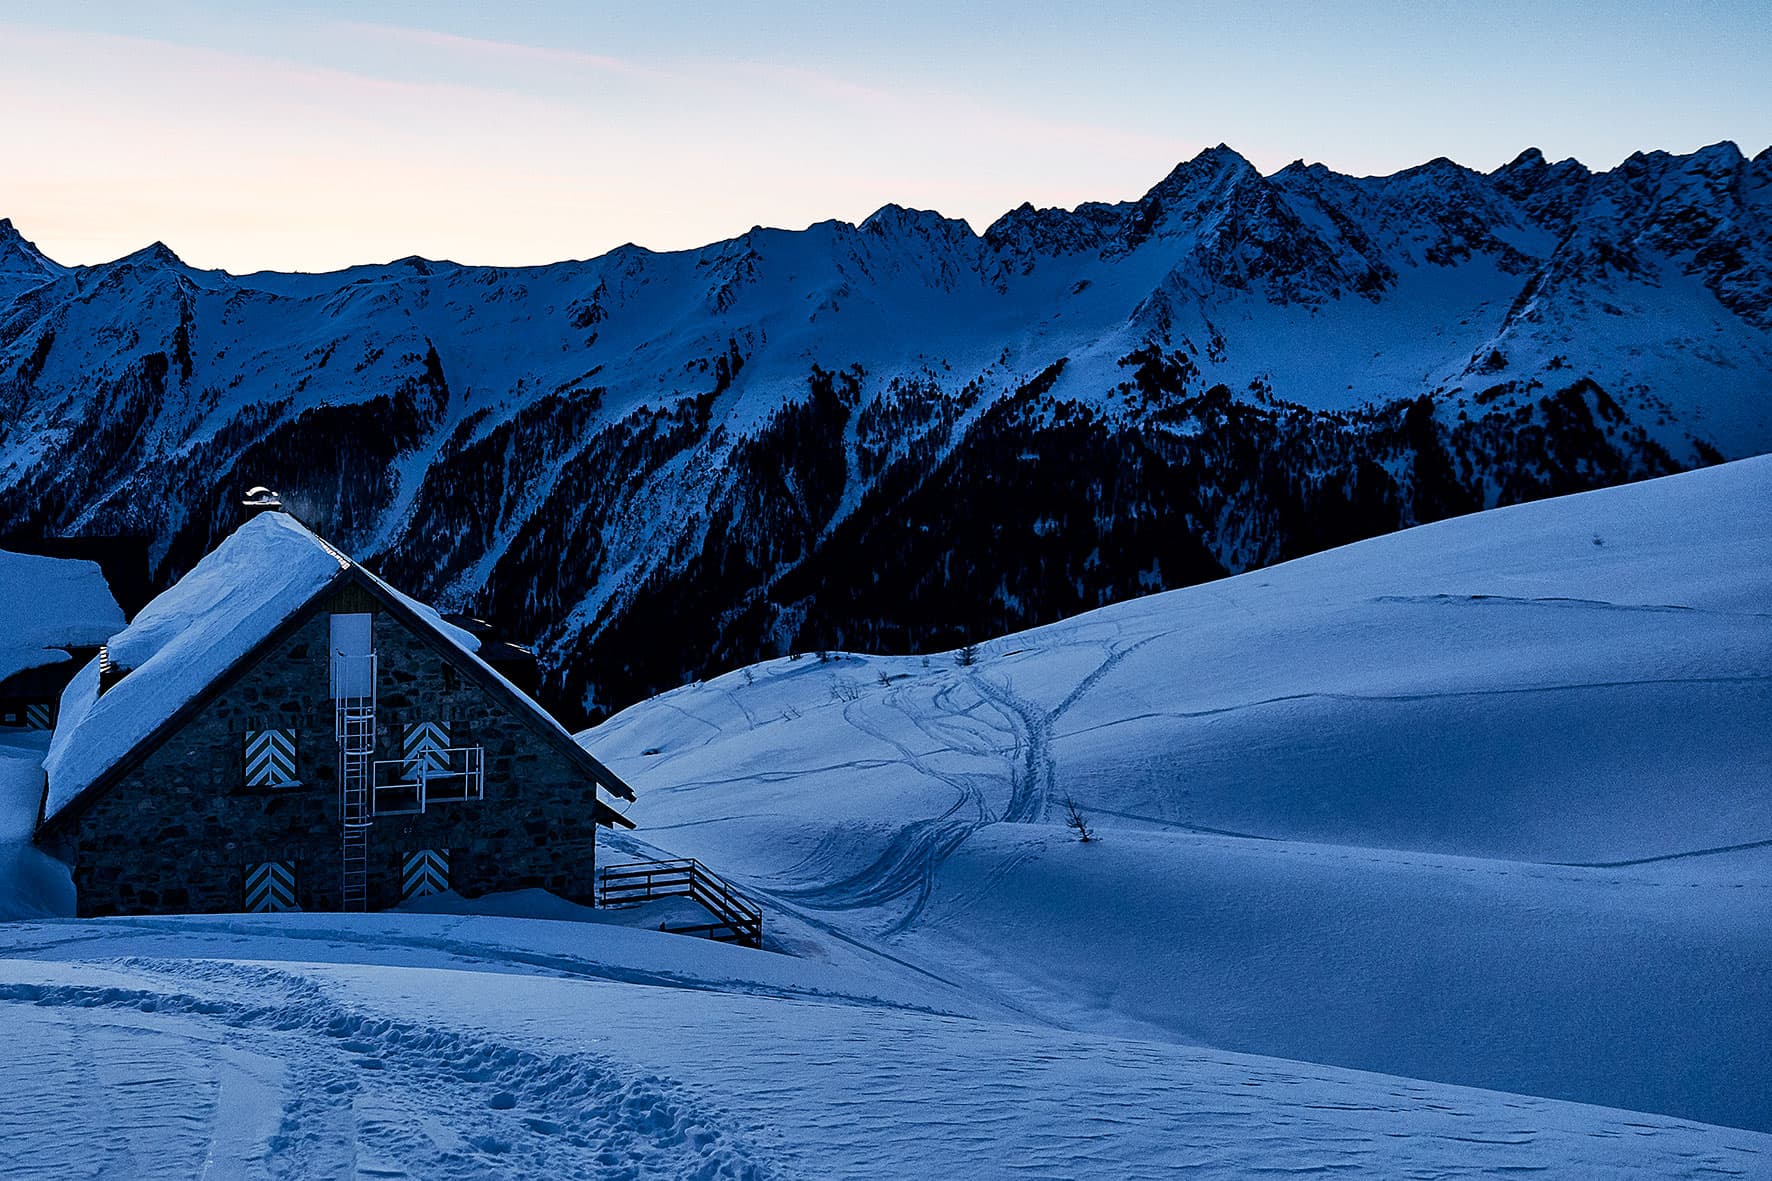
599,858 -> 763,948
368,746 -> 485,816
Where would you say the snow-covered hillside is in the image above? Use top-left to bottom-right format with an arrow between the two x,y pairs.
2,143 -> 1768,719
583,456 -> 1772,1134
1,462 -> 1768,1175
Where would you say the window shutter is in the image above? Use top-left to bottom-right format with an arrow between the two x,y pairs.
403,722 -> 450,778
244,728 -> 297,787
402,849 -> 450,900
243,861 -> 296,912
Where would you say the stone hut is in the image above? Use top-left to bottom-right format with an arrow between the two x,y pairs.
34,511 -> 635,917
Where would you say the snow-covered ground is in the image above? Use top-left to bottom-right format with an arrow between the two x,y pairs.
0,731 -> 72,919
585,455 -> 1772,1133
1,458 -> 1768,1175
3,941 -> 1768,1179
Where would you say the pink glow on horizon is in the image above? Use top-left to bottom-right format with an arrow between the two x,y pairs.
3,5 -> 1766,274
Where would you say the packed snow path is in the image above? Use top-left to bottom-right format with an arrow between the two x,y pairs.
1,945 -> 1766,1180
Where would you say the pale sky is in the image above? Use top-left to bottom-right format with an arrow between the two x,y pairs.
2,0 -> 1768,273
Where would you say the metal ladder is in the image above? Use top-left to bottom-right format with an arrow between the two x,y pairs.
333,654 -> 377,911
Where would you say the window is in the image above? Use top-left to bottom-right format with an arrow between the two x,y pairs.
243,861 -> 296,912
244,728 -> 298,788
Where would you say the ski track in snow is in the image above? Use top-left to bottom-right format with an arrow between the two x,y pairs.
581,458 -> 1772,1139
1,954 -> 1765,1180
0,959 -> 780,1180
766,631 -> 1169,936
1050,671 -> 1772,744
763,678 -> 1028,934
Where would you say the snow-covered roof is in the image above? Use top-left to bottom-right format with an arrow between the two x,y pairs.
42,514 -> 351,820
40,511 -> 627,827
0,549 -> 125,683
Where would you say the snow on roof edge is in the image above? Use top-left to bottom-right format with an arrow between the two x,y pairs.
40,511 -> 628,826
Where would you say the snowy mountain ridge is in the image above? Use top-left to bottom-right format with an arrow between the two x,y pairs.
1,142 -> 1769,719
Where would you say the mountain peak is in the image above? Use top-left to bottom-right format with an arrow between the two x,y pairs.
1136,144 -> 1261,209
1183,143 -> 1257,175
859,204 -> 976,240
1686,140 -> 1745,174
0,217 -> 64,284
115,241 -> 186,269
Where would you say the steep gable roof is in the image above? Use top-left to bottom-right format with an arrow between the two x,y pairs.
39,512 -> 633,831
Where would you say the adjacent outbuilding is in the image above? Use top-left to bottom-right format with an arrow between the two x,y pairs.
0,547 -> 126,729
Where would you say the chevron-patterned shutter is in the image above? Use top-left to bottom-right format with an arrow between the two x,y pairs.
24,702 -> 52,729
402,849 -> 449,900
244,728 -> 297,787
243,861 -> 296,912
403,722 -> 449,778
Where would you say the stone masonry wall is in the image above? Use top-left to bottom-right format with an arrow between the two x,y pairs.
54,588 -> 606,916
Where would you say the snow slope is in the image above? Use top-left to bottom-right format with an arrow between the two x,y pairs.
584,456 -> 1772,1132
0,461 -> 1767,1175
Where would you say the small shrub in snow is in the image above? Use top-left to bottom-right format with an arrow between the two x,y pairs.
877,670 -> 893,688
830,677 -> 860,703
742,668 -> 756,687
1063,796 -> 1095,843
956,642 -> 980,667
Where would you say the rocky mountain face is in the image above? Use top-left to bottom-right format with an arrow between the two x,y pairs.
1,143 -> 1767,722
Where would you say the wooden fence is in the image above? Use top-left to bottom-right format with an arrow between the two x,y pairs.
599,858 -> 763,948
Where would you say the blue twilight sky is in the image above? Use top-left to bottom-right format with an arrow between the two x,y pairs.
2,0 -> 1767,272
